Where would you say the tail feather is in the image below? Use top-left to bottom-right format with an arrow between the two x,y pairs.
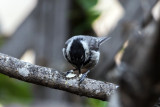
98,36 -> 111,45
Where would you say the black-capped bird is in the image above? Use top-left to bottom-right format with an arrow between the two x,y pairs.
62,35 -> 111,83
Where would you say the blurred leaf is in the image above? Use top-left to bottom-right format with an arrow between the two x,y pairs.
70,0 -> 100,35
87,98 -> 108,107
77,0 -> 100,27
0,36 -> 6,47
76,0 -> 97,11
0,74 -> 32,104
0,103 -> 3,107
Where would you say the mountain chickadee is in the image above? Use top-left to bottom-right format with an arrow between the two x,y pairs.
62,35 -> 111,83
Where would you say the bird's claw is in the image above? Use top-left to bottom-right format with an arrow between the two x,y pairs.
78,70 -> 90,84
79,73 -> 87,84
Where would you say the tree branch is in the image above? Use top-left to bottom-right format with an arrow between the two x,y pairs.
0,53 -> 118,101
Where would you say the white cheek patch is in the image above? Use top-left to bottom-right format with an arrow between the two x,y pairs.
66,40 -> 73,60
80,40 -> 89,51
62,48 -> 67,60
80,40 -> 89,61
91,50 -> 100,63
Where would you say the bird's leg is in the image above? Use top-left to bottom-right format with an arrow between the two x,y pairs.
65,68 -> 77,76
79,70 -> 90,84
78,68 -> 81,75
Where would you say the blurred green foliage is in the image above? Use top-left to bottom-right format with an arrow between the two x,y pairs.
87,98 -> 108,107
70,0 -> 100,35
0,36 -> 32,104
0,36 -> 6,47
77,0 -> 97,10
0,73 -> 32,104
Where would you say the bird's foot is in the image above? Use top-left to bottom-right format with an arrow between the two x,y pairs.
79,70 -> 90,84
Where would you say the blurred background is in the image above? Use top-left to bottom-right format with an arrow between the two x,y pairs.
0,0 -> 159,107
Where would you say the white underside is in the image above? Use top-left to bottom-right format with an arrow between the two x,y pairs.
91,50 -> 100,63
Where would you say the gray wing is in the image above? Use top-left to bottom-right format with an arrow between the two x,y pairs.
72,35 -> 110,51
85,36 -> 111,51
88,37 -> 99,51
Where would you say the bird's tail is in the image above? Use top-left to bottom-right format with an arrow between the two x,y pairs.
98,36 -> 111,45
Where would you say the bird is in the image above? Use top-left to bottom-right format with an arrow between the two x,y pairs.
62,35 -> 111,83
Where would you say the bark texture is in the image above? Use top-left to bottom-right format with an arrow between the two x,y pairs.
0,53 -> 118,101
